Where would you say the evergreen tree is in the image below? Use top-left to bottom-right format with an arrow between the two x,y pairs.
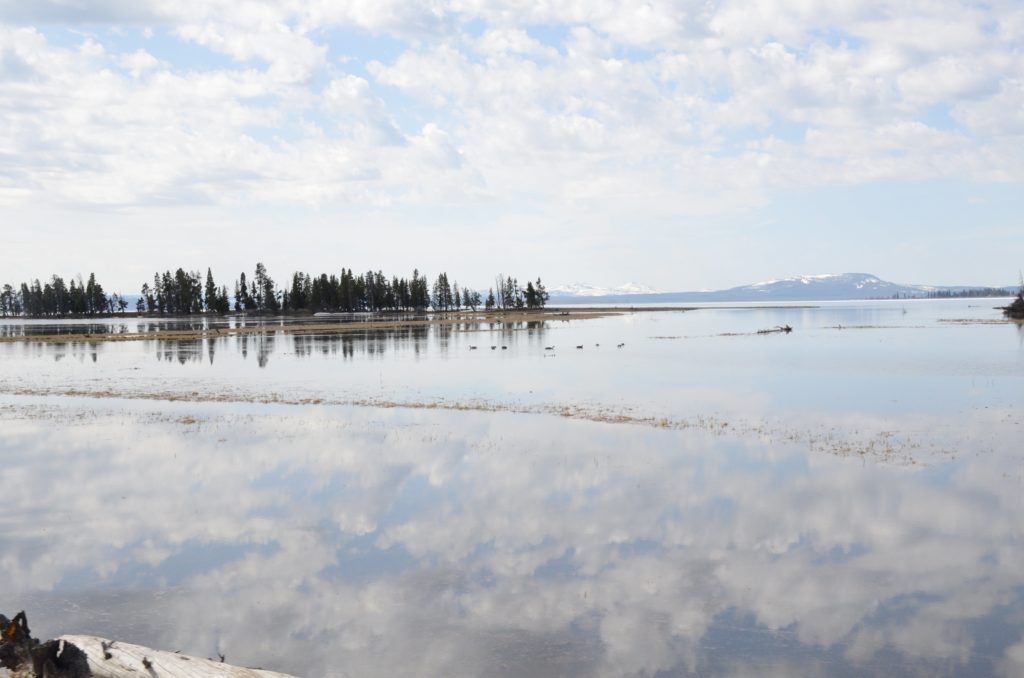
525,281 -> 537,309
0,285 -> 12,317
254,262 -> 278,312
205,268 -> 217,312
218,285 -> 231,314
140,282 -> 154,313
535,277 -> 548,308
153,273 -> 164,314
432,272 -> 454,311
69,278 -> 82,315
411,269 -> 430,310
237,272 -> 249,311
20,283 -> 32,316
466,288 -> 481,311
289,273 -> 308,311
87,272 -> 105,314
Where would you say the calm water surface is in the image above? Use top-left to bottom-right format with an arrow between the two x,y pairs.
1,299 -> 1022,676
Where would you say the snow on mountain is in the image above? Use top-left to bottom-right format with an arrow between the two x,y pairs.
549,282 -> 661,297
690,272 -> 950,301
548,273 -> 1009,303
738,273 -> 898,297
749,273 -> 846,288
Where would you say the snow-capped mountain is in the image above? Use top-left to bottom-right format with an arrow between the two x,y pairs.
737,272 -> 927,299
750,273 -> 875,288
549,282 -> 661,297
548,273 -> 1010,303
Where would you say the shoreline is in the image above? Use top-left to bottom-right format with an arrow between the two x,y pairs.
0,304 -> 848,344
0,308 -> 630,344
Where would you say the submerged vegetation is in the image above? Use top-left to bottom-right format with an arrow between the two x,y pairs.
0,263 -> 549,318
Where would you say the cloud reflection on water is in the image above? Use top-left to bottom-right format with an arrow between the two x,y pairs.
1,397 -> 1023,676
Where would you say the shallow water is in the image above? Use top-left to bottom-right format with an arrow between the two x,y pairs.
1,299 -> 1023,676
1,300 -> 1020,459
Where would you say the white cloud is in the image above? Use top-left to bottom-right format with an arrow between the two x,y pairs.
0,0 -> 1022,288
0,0 -> 163,24
118,47 -> 160,77
898,55 -> 1006,107
322,74 -> 404,144
297,0 -> 452,37
174,19 -> 325,83
474,27 -> 555,58
2,1 -> 1021,209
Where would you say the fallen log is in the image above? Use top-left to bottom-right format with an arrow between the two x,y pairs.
1,612 -> 298,678
756,324 -> 793,334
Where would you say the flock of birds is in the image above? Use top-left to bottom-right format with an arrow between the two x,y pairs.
467,343 -> 625,351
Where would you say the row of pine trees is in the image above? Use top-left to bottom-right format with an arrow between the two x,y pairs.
0,274 -> 130,317
0,263 -> 549,317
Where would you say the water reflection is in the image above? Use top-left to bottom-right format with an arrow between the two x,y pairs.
220,321 -> 545,366
9,339 -> 104,364
233,330 -> 277,368
0,319 -> 550,368
2,397 -> 1023,677
0,320 -> 133,339
154,338 -> 203,365
0,312 -> 438,339
292,327 -> 429,360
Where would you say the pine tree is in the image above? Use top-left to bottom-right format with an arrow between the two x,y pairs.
218,286 -> 230,314
525,281 -> 537,309
535,277 -> 548,308
205,268 -> 217,312
237,272 -> 248,312
0,285 -> 13,317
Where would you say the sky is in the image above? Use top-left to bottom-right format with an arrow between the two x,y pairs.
1,0 -> 1022,294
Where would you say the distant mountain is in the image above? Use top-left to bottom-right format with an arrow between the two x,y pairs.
717,273 -> 930,301
548,273 -> 1015,304
549,282 -> 661,297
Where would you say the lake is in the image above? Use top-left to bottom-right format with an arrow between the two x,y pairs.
1,299 -> 1022,676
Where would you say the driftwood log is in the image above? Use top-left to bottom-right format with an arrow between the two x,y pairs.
756,324 -> 793,334
1,613 -> 297,678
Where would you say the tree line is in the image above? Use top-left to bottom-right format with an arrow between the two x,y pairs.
1,263 -> 549,317
924,287 -> 1016,299
139,268 -> 232,315
0,273 -> 129,317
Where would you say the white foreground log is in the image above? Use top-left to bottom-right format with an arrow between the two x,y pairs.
57,636 -> 299,678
